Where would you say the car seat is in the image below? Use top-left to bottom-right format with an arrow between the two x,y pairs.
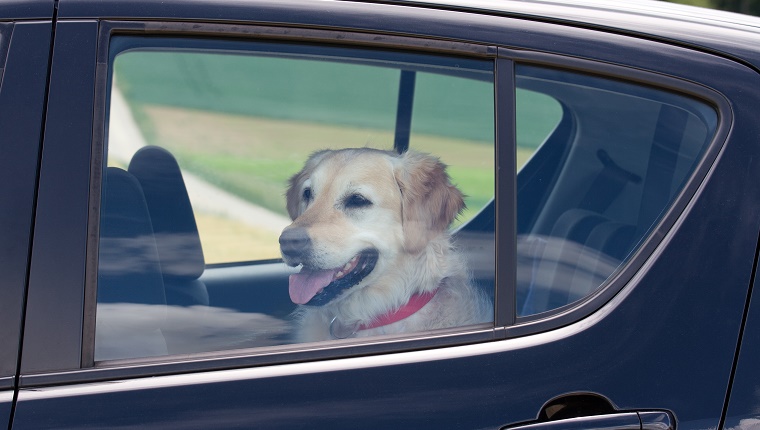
128,146 -> 209,307
96,167 -> 168,360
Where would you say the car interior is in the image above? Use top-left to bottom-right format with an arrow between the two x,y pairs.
94,51 -> 718,360
515,65 -> 716,316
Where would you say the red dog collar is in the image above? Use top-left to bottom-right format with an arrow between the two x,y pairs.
359,289 -> 438,331
329,289 -> 439,339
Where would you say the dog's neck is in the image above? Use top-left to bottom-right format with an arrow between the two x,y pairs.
359,289 -> 438,330
329,288 -> 439,339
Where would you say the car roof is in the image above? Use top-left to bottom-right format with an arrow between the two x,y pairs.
54,0 -> 760,70
379,0 -> 760,69
395,0 -> 760,31
0,0 -> 53,20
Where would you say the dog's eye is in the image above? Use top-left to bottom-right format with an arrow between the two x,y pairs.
344,193 -> 372,209
302,187 -> 312,202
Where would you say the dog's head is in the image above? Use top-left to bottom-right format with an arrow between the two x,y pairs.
280,148 -> 464,307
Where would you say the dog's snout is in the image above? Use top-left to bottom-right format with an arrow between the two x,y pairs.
279,227 -> 312,259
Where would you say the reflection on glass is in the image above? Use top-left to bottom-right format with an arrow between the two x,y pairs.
96,304 -> 291,360
516,65 -> 718,316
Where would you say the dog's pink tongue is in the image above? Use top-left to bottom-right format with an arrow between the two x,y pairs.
289,268 -> 337,304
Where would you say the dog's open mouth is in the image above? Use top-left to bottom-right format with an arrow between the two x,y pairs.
289,249 -> 378,306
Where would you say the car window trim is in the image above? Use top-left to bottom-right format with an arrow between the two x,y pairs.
495,54 -> 517,328
75,21 -> 506,375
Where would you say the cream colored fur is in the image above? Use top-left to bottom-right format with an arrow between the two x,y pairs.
281,148 -> 492,342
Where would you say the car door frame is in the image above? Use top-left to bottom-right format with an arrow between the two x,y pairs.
14,1 -> 760,429
0,1 -> 56,427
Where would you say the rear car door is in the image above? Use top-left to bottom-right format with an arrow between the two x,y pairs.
12,1 -> 760,429
0,1 -> 54,427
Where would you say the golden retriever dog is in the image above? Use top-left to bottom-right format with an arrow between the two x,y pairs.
279,148 -> 492,342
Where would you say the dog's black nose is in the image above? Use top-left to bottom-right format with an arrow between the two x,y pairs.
279,227 -> 312,260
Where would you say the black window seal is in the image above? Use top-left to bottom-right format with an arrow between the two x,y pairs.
95,20 -> 497,60
495,53 -> 517,328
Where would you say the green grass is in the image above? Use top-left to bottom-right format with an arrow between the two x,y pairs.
110,49 -> 563,262
172,150 -> 301,215
666,0 -> 713,6
130,103 -> 497,221
120,90 -> 559,223
517,88 -> 563,150
114,48 -> 560,186
114,50 -> 495,144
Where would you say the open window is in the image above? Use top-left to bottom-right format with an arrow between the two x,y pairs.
96,36 -> 496,361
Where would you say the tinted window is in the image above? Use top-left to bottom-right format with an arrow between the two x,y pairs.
516,65 -> 717,316
96,39 -> 496,360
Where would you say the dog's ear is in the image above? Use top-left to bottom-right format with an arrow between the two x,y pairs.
286,150 -> 330,220
394,151 -> 465,253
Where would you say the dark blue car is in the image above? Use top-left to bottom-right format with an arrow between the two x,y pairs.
3,0 -> 760,428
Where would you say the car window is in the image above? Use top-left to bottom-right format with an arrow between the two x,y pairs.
515,65 -> 718,317
516,88 -> 563,167
96,38 -> 496,361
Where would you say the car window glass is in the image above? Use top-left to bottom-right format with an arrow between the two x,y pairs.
516,88 -> 563,167
515,65 -> 718,316
97,39 -> 495,361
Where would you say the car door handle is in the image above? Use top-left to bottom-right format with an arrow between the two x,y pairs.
501,411 -> 674,430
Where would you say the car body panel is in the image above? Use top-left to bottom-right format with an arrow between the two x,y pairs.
20,0 -> 760,375
724,257 -> 760,429
10,2 -> 760,429
383,0 -> 760,70
0,393 -> 12,428
0,0 -> 53,21
20,19 -> 98,375
0,18 -> 53,430
55,0 -> 760,69
5,0 -> 760,429
0,19 -> 52,385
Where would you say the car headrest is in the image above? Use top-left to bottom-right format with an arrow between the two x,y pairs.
129,146 -> 205,281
